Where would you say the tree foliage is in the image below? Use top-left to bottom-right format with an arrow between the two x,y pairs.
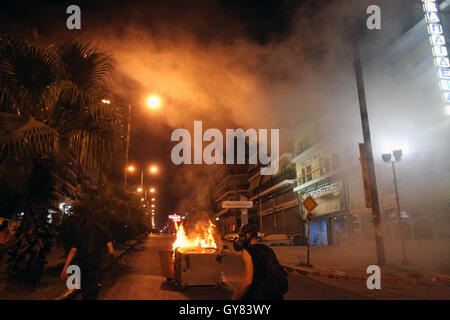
68,182 -> 149,245
6,158 -> 55,285
0,34 -> 125,177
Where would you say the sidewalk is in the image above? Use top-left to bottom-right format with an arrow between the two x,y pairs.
0,235 -> 147,300
270,239 -> 450,284
57,235 -> 148,300
44,239 -> 142,272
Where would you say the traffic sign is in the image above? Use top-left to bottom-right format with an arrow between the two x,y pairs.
222,201 -> 253,208
302,195 -> 318,212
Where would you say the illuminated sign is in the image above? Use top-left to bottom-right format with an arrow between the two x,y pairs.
422,0 -> 450,115
168,214 -> 181,222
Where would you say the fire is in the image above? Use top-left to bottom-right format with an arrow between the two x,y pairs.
172,220 -> 217,251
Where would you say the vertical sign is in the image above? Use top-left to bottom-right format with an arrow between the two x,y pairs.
359,143 -> 372,208
422,0 -> 450,116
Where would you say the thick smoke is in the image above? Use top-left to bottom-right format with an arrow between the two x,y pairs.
79,0 -> 432,221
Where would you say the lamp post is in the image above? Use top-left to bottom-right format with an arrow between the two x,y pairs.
382,150 -> 409,265
124,104 -> 132,190
124,94 -> 162,190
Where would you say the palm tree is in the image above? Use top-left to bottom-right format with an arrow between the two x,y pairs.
0,34 -> 125,283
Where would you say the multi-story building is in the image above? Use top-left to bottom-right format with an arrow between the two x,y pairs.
213,163 -> 250,236
248,154 -> 304,238
290,0 -> 450,245
291,115 -> 356,246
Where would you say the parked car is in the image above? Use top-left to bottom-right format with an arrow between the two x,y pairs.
224,233 -> 240,242
261,234 -> 291,246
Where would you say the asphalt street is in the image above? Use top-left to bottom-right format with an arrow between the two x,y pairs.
98,235 -> 379,300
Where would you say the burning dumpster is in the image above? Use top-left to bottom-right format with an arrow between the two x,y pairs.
174,247 -> 222,288
161,219 -> 223,289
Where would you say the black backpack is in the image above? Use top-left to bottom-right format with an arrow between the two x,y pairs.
260,245 -> 289,296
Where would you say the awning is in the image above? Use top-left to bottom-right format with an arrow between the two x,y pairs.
250,179 -> 296,200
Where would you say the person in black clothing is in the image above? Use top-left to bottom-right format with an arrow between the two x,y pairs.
60,214 -> 115,300
232,224 -> 284,300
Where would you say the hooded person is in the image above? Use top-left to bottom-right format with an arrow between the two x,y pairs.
232,224 -> 288,300
61,212 -> 115,300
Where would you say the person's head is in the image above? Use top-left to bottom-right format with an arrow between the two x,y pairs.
233,224 -> 258,251
241,224 -> 258,241
85,211 -> 109,229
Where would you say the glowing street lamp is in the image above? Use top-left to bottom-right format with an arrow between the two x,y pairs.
151,204 -> 155,208
147,95 -> 161,110
137,187 -> 143,192
151,198 -> 155,201
150,187 -> 155,193
128,165 -> 135,172
150,165 -> 158,173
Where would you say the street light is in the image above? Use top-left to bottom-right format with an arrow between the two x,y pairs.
127,165 -> 158,189
150,187 -> 155,193
382,149 -> 409,265
124,96 -> 162,190
147,95 -> 161,110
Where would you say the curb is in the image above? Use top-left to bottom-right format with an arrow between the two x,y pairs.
55,233 -> 148,300
281,264 -> 435,285
223,245 -> 447,286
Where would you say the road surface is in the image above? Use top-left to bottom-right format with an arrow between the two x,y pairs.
98,234 -> 449,300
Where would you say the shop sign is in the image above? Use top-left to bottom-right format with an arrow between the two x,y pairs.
422,1 -> 450,115
302,181 -> 342,199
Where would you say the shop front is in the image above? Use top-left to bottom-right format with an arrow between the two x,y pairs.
299,180 -> 349,245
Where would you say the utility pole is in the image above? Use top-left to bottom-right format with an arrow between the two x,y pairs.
353,40 -> 386,265
124,104 -> 132,190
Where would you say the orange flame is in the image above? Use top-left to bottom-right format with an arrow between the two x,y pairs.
172,220 -> 217,251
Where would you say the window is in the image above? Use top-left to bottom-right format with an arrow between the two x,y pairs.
320,157 -> 330,175
306,165 -> 312,182
301,168 -> 306,184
